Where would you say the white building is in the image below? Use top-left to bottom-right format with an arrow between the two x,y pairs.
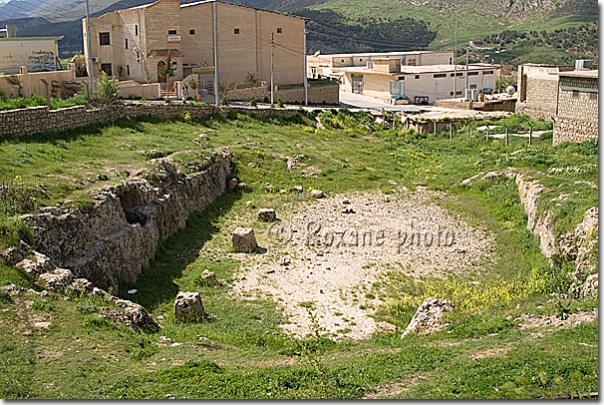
307,50 -> 454,81
0,36 -> 63,74
338,60 -> 500,104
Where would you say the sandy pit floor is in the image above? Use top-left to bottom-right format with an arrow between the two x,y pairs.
232,188 -> 494,340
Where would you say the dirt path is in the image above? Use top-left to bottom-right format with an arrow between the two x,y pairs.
233,189 -> 494,340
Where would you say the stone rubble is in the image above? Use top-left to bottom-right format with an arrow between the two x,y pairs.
402,298 -> 454,338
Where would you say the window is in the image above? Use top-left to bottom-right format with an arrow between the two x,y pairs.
470,84 -> 477,89
135,25 -> 138,36
168,30 -> 177,35
433,73 -> 446,78
572,90 -> 579,98
234,28 -> 240,34
126,65 -> 130,76
189,29 -> 195,35
359,59 -> 362,62
277,27 -> 282,33
589,92 -> 597,100
100,63 -> 112,76
450,91 -> 463,96
468,71 -> 479,76
450,72 -> 463,77
172,61 -> 177,65
483,70 -> 494,75
415,75 -> 420,79
399,76 -> 405,80
135,50 -> 141,63
99,32 -> 110,46
125,38 -> 128,49
449,58 -> 452,64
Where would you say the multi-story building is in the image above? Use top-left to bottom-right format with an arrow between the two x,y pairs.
83,0 -> 307,90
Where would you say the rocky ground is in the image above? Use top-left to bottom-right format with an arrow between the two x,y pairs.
233,188 -> 494,340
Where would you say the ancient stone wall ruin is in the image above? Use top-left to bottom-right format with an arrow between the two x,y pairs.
21,149 -> 232,292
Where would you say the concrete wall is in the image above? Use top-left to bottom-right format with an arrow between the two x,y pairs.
0,104 -> 299,138
553,75 -> 598,145
0,37 -> 60,73
118,80 -> 161,99
0,65 -> 80,97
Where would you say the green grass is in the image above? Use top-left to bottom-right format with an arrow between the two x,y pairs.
0,110 -> 597,398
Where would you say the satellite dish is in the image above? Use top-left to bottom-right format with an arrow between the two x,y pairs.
506,85 -> 516,96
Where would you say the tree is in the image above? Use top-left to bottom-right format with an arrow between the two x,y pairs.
71,51 -> 88,77
218,80 -> 236,105
92,71 -> 120,107
158,51 -> 177,86
244,72 -> 260,87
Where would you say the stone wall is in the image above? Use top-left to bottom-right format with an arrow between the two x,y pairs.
515,76 -> 559,120
226,83 -> 340,105
554,76 -> 598,145
0,104 -> 300,138
21,149 -> 232,292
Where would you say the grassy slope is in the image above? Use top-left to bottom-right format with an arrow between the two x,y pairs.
309,1 -> 597,65
0,111 -> 598,399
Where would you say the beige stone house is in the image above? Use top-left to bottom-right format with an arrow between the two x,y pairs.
552,70 -> 598,145
515,64 -> 575,120
83,0 -> 307,91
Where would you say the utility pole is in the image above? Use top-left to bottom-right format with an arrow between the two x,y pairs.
453,0 -> 458,99
85,0 -> 94,93
271,31 -> 275,106
465,46 -> 469,94
303,26 -> 308,106
213,0 -> 220,105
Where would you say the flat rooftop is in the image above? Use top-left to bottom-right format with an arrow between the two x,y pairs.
554,70 -> 598,78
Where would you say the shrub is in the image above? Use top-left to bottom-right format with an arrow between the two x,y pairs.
92,71 -> 119,107
276,99 -> 284,108
0,288 -> 12,304
30,297 -> 55,312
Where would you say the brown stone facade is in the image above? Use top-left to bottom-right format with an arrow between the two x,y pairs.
226,83 -> 340,105
0,104 -> 299,138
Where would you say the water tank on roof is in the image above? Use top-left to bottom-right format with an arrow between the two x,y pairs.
506,86 -> 516,96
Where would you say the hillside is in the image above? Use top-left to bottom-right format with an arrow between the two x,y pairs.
1,0 -> 598,63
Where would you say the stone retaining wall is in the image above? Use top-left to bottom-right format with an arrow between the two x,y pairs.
0,104 -> 299,138
21,149 -> 232,292
227,83 -> 340,105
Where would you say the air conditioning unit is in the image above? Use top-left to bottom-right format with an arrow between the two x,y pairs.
366,61 -> 374,69
91,57 -> 99,63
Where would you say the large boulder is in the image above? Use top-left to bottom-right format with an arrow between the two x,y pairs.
232,227 -> 258,252
174,292 -> 205,322
310,189 -> 324,199
402,298 -> 454,338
